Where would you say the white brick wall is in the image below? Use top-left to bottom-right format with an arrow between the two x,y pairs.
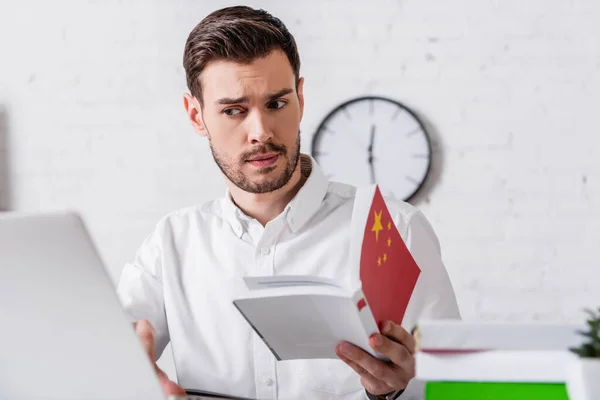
2,0 -> 600,376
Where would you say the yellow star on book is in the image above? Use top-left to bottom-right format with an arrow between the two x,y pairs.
387,222 -> 392,230
371,210 -> 383,242
378,256 -> 382,266
383,253 -> 387,262
387,238 -> 392,247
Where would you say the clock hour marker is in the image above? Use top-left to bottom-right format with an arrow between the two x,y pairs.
405,126 -> 422,137
391,107 -> 404,120
369,99 -> 374,115
405,176 -> 420,185
321,125 -> 333,133
412,153 -> 429,159
341,106 -> 352,120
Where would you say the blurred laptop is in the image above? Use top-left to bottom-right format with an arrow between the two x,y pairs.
0,211 -> 251,400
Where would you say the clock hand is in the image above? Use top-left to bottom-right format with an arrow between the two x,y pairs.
368,124 -> 376,183
368,125 -> 375,160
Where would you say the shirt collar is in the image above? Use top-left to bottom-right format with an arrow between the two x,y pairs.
221,154 -> 329,236
284,154 -> 329,233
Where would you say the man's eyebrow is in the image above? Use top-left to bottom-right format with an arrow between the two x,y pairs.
215,88 -> 294,105
215,95 -> 249,105
267,88 -> 294,100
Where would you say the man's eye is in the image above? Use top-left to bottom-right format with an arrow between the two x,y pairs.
268,100 -> 286,109
223,108 -> 243,116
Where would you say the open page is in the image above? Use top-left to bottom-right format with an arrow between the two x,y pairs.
239,275 -> 348,299
243,275 -> 344,290
233,292 -> 380,361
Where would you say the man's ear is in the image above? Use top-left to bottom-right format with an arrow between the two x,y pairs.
297,77 -> 305,122
183,93 -> 208,137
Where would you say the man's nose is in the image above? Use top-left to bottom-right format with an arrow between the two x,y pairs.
247,110 -> 273,144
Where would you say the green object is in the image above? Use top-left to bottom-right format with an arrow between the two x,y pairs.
425,381 -> 569,400
570,307 -> 600,358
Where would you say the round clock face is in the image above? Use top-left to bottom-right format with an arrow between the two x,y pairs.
311,96 -> 432,202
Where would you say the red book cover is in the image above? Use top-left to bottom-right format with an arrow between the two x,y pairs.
357,185 -> 421,329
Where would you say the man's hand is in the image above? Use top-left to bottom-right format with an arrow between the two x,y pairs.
134,320 -> 186,397
335,321 -> 416,396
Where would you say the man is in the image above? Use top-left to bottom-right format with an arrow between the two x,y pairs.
117,5 -> 460,400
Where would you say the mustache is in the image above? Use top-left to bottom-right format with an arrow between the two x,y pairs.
240,143 -> 287,161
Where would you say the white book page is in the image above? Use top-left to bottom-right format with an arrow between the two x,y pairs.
240,275 -> 350,299
233,293 -> 377,360
243,275 -> 344,290
417,319 -> 584,351
416,351 -> 577,382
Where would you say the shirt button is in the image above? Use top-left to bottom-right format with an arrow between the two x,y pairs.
260,247 -> 271,256
265,378 -> 274,387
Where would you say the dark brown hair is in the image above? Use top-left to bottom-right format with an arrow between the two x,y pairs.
183,6 -> 301,107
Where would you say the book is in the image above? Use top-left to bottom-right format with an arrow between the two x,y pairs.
416,350 -> 577,382
424,381 -> 569,400
415,319 -> 583,382
415,319 -> 584,353
232,185 -> 422,361
414,320 -> 582,400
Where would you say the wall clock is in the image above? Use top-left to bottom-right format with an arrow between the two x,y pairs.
311,96 -> 432,203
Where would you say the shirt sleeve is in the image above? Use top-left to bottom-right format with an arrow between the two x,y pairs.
404,210 -> 462,325
116,221 -> 170,360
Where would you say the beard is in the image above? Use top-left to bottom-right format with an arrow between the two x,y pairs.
209,132 -> 301,194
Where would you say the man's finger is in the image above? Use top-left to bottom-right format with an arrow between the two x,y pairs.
381,321 -> 416,354
157,369 -> 186,396
336,351 -> 370,377
336,341 -> 396,387
360,375 -> 394,397
133,320 -> 185,397
161,380 -> 187,397
336,352 -> 394,395
369,333 -> 413,373
134,319 -> 156,361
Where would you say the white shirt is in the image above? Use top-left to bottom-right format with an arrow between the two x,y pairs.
116,154 -> 461,400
